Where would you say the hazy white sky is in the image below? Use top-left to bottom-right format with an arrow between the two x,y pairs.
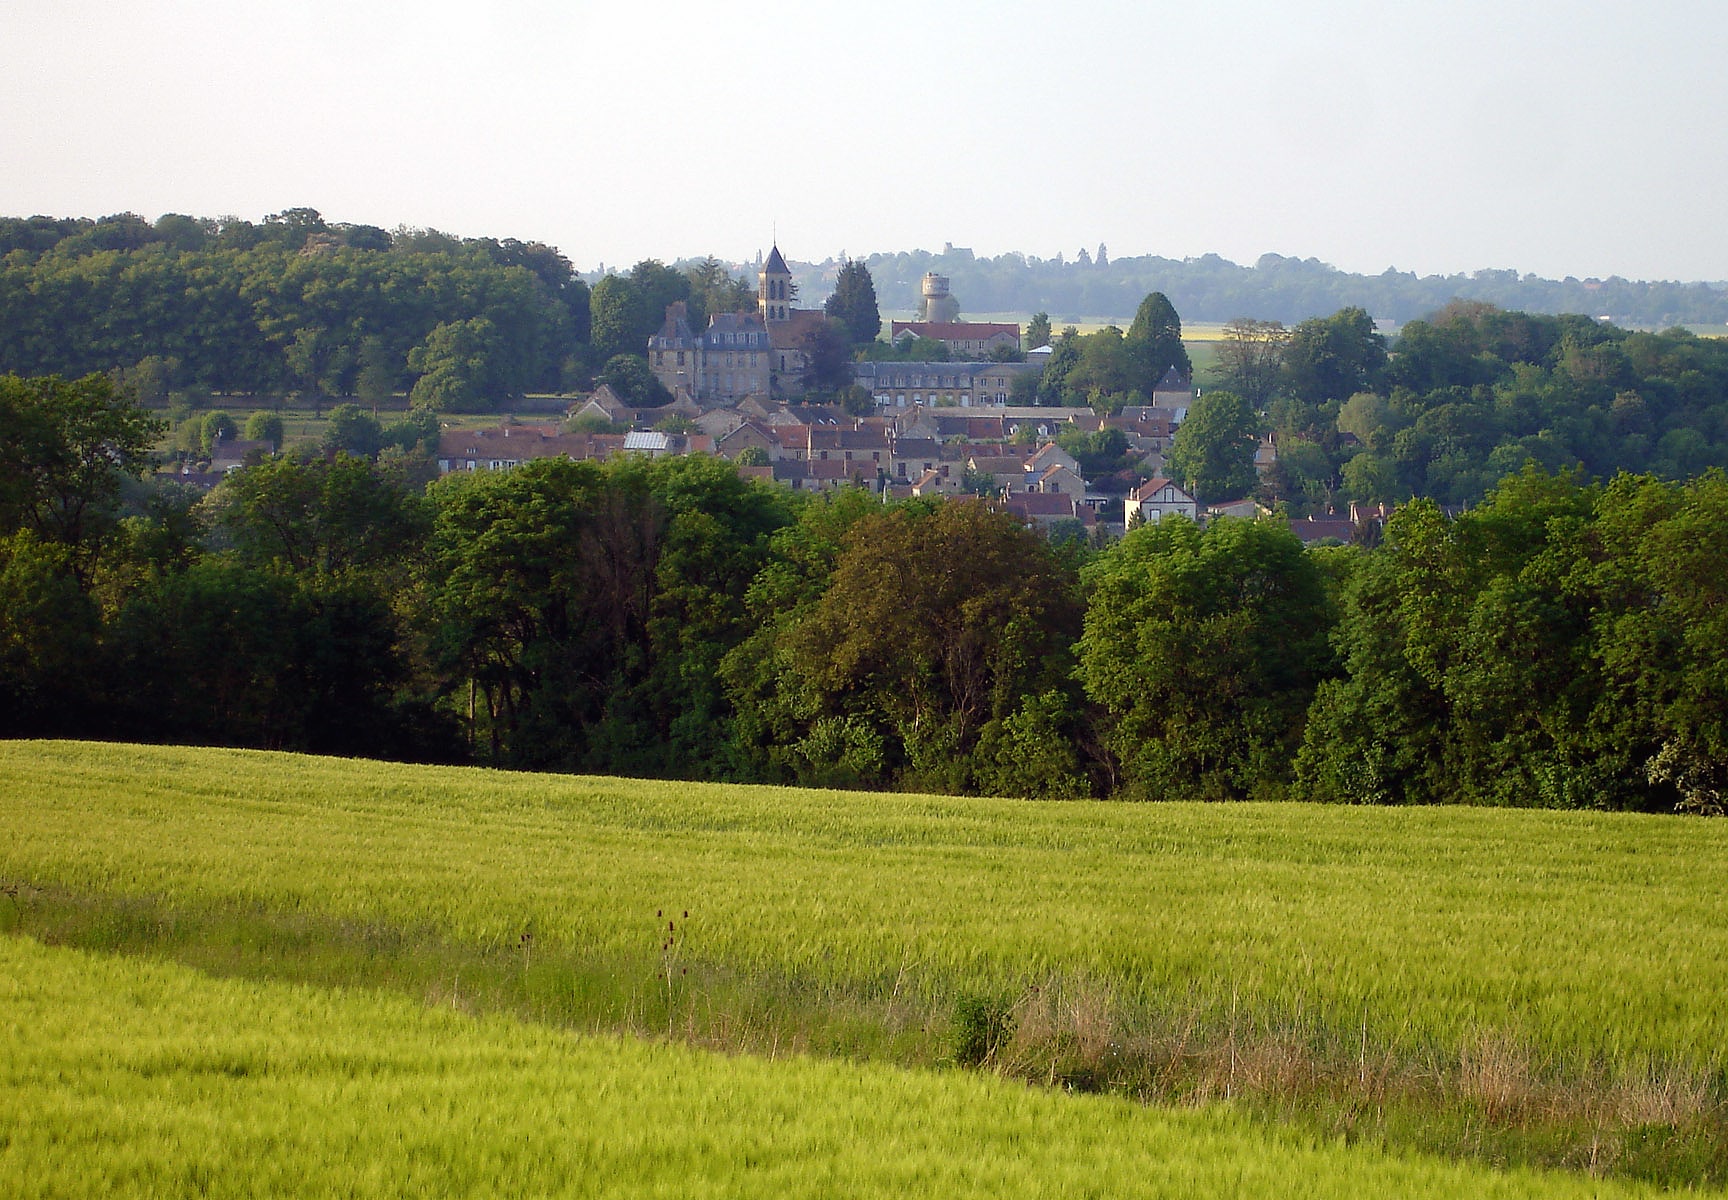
5,0 -> 1725,281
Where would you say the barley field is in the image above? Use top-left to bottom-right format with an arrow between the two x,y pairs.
4,740 -> 1725,1077
0,935 -> 1666,1199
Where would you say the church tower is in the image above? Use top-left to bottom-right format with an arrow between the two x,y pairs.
759,244 -> 793,324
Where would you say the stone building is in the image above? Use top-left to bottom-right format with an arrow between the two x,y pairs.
645,243 -> 827,403
647,302 -> 770,405
852,360 -> 1036,408
759,244 -> 828,396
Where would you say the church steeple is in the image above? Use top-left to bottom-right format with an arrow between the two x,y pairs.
759,244 -> 792,323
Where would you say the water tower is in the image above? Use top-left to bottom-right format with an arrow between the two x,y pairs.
918,273 -> 960,323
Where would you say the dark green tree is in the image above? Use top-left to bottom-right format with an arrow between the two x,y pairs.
322,403 -> 385,458
243,410 -> 284,450
205,453 -> 430,577
0,373 -> 164,576
356,335 -> 399,414
407,318 -> 499,411
1283,307 -> 1388,405
776,498 -> 1083,794
200,410 -> 239,456
597,354 -> 672,408
685,257 -> 754,331
1124,292 -> 1192,393
588,274 -> 649,365
1035,333 -> 1082,406
1078,516 -> 1334,800
824,258 -> 881,347
800,319 -> 855,393
0,531 -> 100,734
1025,312 -> 1052,351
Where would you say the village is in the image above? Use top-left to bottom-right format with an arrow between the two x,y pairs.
430,247 -> 1370,544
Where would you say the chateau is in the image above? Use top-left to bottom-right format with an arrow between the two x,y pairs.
647,244 -> 825,404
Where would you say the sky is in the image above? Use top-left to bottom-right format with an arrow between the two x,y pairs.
5,0 -> 1727,282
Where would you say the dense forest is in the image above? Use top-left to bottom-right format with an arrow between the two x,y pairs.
0,210 -> 587,403
5,370 -> 1727,815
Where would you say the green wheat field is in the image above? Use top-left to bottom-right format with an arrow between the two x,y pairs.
3,739 -> 1725,1193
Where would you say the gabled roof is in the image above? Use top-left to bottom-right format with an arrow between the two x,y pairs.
582,384 -> 634,419
1130,476 -> 1195,504
1007,492 -> 1094,523
717,419 -> 779,449
763,244 -> 789,275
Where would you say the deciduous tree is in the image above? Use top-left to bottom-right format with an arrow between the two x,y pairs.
1166,390 -> 1259,502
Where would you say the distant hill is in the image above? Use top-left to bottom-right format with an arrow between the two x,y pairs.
837,248 -> 1728,329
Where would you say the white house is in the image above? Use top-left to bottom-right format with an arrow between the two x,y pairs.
1125,476 -> 1198,526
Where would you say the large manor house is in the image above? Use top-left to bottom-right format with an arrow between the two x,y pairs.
646,245 -> 825,405
647,247 -> 1024,405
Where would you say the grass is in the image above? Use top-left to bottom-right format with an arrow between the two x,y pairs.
0,935 -> 1672,1199
3,740 -> 1726,1186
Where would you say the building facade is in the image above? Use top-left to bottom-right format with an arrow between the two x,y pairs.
647,301 -> 771,405
852,360 -> 1036,408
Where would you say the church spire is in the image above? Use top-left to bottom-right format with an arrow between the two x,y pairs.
759,243 -> 792,323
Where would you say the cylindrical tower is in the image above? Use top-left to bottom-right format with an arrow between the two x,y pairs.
919,272 -> 960,323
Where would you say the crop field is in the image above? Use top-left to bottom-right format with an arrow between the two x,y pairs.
0,936 -> 1666,1199
3,740 -> 1726,1186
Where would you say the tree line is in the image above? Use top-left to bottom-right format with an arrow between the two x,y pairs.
4,370 -> 1725,814
1197,302 -> 1728,512
860,247 -> 1728,326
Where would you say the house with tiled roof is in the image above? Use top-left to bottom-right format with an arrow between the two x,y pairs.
1031,463 -> 1087,499
1125,476 -> 1198,526
1151,367 -> 1193,419
436,426 -> 626,473
1026,442 -> 1081,476
568,384 -> 636,425
887,437 -> 941,483
910,466 -> 961,497
889,320 -> 1020,360
716,420 -> 784,461
1006,491 -> 1096,531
